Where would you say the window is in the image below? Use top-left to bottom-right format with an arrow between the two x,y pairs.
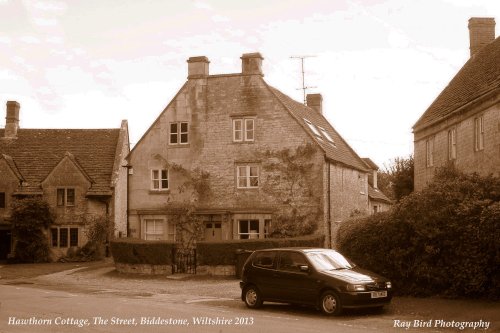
238,220 -> 259,239
51,227 -> 79,248
426,137 -> 434,167
474,116 -> 484,151
278,252 -> 309,273
318,126 -> 336,146
151,169 -> 169,190
237,165 -> 259,188
252,251 -> 276,269
264,219 -> 272,238
359,174 -> 366,194
57,188 -> 75,207
145,219 -> 164,240
0,192 -> 5,208
448,128 -> 457,160
170,122 -> 189,144
233,118 -> 255,142
373,205 -> 378,214
303,118 -> 323,140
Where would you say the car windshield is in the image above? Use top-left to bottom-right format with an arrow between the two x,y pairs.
306,250 -> 355,271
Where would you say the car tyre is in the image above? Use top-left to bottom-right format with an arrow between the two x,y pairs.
244,285 -> 263,309
320,290 -> 342,315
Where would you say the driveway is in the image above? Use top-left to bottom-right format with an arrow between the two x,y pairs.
1,260 -> 499,332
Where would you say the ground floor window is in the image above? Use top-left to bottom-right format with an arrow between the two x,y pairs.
51,227 -> 79,247
142,218 -> 175,241
238,219 -> 272,239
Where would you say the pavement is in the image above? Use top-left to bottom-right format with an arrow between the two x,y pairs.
1,259 -> 499,325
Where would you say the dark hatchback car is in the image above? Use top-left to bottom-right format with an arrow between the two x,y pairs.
240,248 -> 392,315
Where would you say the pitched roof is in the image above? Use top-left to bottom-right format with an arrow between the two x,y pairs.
0,129 -> 121,195
267,86 -> 369,172
413,36 -> 500,131
361,157 -> 379,170
368,185 -> 392,204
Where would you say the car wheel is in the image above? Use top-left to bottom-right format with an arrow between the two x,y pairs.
244,285 -> 263,309
320,290 -> 342,315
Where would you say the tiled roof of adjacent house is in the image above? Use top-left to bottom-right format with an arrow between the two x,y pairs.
268,86 -> 369,172
368,185 -> 392,203
0,129 -> 121,195
413,36 -> 500,131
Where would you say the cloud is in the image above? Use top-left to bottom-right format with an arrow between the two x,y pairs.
19,36 -> 41,44
211,14 -> 229,23
193,1 -> 212,10
32,1 -> 66,13
33,17 -> 58,26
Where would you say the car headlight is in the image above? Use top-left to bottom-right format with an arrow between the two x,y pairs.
386,282 -> 392,289
346,284 -> 366,291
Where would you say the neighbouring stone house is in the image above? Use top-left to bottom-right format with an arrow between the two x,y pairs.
413,17 -> 500,190
361,158 -> 392,214
127,52 -> 380,248
0,101 -> 130,260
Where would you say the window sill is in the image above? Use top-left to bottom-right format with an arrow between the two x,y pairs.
236,187 -> 260,190
232,141 -> 255,144
149,190 -> 170,194
168,144 -> 190,148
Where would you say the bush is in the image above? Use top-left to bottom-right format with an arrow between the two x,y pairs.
337,167 -> 500,299
197,235 -> 325,265
110,239 -> 175,265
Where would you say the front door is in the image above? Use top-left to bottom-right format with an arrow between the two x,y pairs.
0,229 -> 12,260
204,222 -> 222,241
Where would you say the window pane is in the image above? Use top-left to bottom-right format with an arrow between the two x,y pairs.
250,176 -> 259,187
170,123 -> 178,133
57,189 -> 65,206
161,170 -> 168,180
153,180 -> 159,189
59,228 -> 68,247
234,119 -> 242,131
170,123 -> 178,144
51,228 -> 58,247
146,220 -> 155,233
70,228 -> 78,247
180,133 -> 188,143
249,166 -> 258,177
250,220 -> 259,232
238,166 -> 247,177
66,189 -> 75,206
180,122 -> 188,132
239,220 -> 248,233
170,133 -> 178,144
233,119 -> 242,141
152,170 -> 159,180
161,179 -> 169,189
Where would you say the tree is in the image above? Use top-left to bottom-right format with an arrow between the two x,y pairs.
380,155 -> 414,201
11,197 -> 54,263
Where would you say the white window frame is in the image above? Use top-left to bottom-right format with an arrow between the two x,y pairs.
426,137 -> 434,167
233,118 -> 255,142
169,121 -> 189,145
151,169 -> 169,190
448,128 -> 457,160
474,116 -> 484,151
236,165 -> 259,188
303,118 -> 323,140
57,188 -> 75,207
144,219 -> 164,241
238,220 -> 260,239
318,126 -> 335,145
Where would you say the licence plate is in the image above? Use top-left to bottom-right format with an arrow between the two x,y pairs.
371,291 -> 387,298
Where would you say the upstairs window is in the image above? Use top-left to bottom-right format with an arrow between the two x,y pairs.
170,122 -> 189,145
151,169 -> 169,190
474,116 -> 484,151
0,192 -> 5,208
233,118 -> 255,142
448,128 -> 457,160
426,137 -> 434,167
318,126 -> 336,146
303,118 -> 323,140
57,188 -> 75,207
237,165 -> 259,188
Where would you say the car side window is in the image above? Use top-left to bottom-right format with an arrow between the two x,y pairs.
253,251 -> 276,269
278,252 -> 308,273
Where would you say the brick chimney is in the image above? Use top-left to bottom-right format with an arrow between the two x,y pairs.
241,52 -> 263,76
5,101 -> 20,138
306,94 -> 322,114
187,56 -> 209,79
468,17 -> 496,57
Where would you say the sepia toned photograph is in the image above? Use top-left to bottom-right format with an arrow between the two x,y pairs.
0,0 -> 499,332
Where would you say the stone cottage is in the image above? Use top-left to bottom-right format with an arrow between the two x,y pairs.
413,18 -> 500,190
0,101 -> 129,260
127,52 -> 377,248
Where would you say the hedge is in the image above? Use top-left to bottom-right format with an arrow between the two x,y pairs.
197,235 -> 325,265
110,239 -> 175,265
337,168 -> 500,299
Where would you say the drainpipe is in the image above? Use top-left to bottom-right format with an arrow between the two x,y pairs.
327,158 -> 332,249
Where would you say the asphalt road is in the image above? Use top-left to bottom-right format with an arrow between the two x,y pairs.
0,284 -> 395,333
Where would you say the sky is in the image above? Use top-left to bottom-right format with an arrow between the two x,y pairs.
0,0 -> 498,168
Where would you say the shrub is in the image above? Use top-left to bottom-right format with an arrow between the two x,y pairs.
197,235 -> 325,265
337,167 -> 500,299
11,197 -> 54,263
110,239 -> 175,265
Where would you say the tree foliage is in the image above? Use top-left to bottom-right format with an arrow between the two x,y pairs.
338,166 -> 500,299
11,197 -> 54,263
379,154 -> 414,201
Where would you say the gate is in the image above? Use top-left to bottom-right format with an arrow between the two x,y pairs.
172,248 -> 196,274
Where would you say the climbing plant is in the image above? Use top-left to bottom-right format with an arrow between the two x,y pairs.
260,143 -> 321,237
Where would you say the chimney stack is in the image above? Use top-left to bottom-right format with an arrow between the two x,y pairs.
5,101 -> 20,138
468,17 -> 496,57
187,56 -> 209,79
306,94 -> 323,114
241,53 -> 263,76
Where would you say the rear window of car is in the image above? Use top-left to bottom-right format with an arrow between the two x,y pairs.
252,251 -> 276,269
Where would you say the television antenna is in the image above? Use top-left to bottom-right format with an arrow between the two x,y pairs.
290,55 -> 317,105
